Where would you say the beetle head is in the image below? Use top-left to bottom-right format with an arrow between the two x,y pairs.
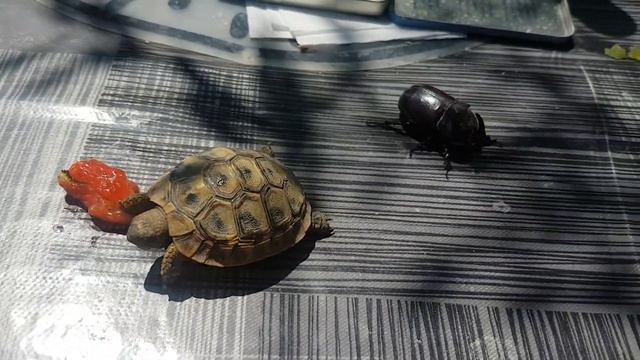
437,102 -> 489,151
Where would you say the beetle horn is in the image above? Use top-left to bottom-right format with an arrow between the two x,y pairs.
476,113 -> 498,147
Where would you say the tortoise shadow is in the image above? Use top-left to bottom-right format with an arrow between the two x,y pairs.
143,236 -> 320,301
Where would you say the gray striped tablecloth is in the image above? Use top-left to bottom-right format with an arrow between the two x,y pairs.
0,1 -> 639,358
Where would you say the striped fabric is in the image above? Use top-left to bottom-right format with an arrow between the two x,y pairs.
60,43 -> 639,358
1,0 -> 639,357
0,50 -> 113,359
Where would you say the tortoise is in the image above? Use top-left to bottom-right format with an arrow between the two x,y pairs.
122,146 -> 333,284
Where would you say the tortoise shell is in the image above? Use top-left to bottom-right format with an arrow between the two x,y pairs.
146,147 -> 311,267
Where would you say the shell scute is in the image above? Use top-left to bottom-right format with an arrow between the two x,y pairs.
198,200 -> 238,242
232,155 -> 266,193
204,162 -> 242,199
234,192 -> 271,241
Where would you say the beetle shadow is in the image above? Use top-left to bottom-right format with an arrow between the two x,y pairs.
366,120 -> 497,178
143,236 -> 321,301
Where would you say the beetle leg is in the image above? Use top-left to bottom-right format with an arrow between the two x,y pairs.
409,142 -> 430,158
409,145 -> 419,158
482,136 -> 499,148
481,136 -> 497,147
365,120 -> 406,136
410,138 -> 445,158
442,148 -> 453,179
444,160 -> 453,179
384,121 -> 407,135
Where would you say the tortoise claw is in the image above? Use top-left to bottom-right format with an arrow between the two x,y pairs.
310,211 -> 333,238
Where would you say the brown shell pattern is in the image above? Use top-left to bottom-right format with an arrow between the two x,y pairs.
146,147 -> 311,267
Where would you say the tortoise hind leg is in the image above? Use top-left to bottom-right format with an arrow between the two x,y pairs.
308,211 -> 333,238
161,243 -> 189,284
259,144 -> 275,158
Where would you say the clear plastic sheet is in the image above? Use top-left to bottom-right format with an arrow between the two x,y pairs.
36,0 -> 476,71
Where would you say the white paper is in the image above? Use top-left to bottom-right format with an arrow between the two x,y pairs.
246,1 -> 465,45
246,3 -> 293,39
276,6 -> 392,32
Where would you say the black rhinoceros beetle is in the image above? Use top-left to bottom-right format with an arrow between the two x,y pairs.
397,84 -> 496,174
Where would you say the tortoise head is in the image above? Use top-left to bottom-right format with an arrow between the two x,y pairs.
127,207 -> 171,249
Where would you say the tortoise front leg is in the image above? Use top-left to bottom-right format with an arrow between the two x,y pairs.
120,193 -> 155,216
161,243 -> 189,284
